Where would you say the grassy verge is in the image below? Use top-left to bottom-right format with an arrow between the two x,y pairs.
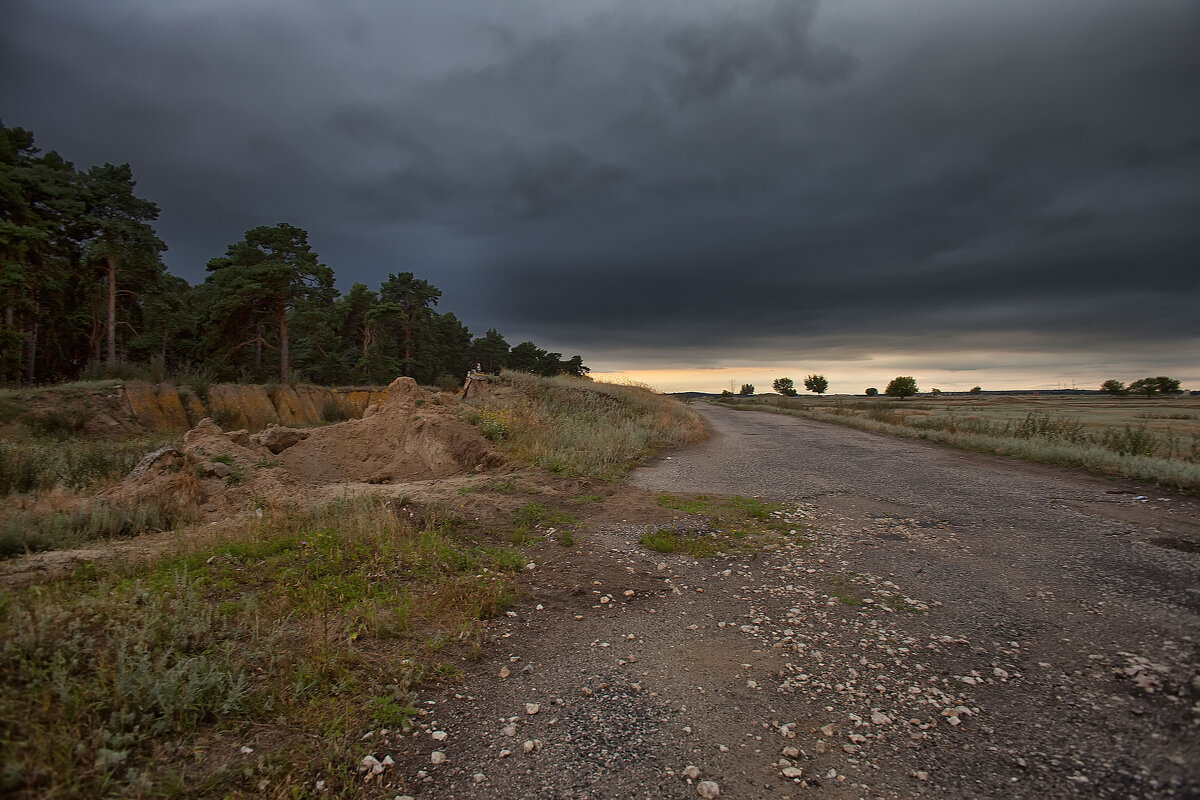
0,498 -> 198,558
0,495 -> 524,799
718,396 -> 1200,492
464,372 -> 707,479
640,493 -> 811,557
0,435 -> 174,496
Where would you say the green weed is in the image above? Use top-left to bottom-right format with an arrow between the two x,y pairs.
640,529 -> 717,557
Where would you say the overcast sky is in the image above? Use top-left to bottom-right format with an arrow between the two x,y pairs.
3,0 -> 1198,391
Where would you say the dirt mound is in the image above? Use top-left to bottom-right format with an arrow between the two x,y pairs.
101,377 -> 503,518
279,377 -> 503,484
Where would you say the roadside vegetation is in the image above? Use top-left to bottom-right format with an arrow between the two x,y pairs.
464,371 -> 707,480
716,394 -> 1200,492
0,495 -> 525,799
0,371 -> 708,796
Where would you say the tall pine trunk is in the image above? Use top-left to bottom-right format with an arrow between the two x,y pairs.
26,318 -> 37,385
3,306 -> 14,385
254,322 -> 263,374
278,299 -> 289,381
106,254 -> 117,366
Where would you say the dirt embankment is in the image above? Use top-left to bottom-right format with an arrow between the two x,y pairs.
102,377 -> 503,518
1,381 -> 395,440
122,382 -> 392,432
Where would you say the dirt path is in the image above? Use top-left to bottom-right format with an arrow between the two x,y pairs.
369,402 -> 1200,800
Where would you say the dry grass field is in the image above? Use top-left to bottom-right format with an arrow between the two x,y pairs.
716,392 -> 1200,491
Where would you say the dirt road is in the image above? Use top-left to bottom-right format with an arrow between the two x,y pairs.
378,403 -> 1200,799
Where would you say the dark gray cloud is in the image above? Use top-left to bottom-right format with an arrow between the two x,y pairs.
2,0 -> 1197,381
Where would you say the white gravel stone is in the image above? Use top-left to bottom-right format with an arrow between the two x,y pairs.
526,703 -> 541,715
697,780 -> 721,798
430,751 -> 446,765
431,731 -> 448,742
682,765 -> 701,780
473,773 -> 486,783
782,766 -> 804,779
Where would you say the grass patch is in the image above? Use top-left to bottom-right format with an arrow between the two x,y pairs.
507,502 -> 580,546
0,435 -> 172,496
658,493 -> 713,514
640,528 -> 718,557
644,493 -> 810,557
0,498 -> 198,558
465,372 -> 707,480
0,495 -> 524,798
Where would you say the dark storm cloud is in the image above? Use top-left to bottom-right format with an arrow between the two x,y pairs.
2,0 -> 1197,375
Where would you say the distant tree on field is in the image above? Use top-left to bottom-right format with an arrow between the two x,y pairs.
720,389 -> 733,397
931,388 -> 941,395
865,387 -> 878,396
970,386 -> 982,394
739,383 -> 755,395
773,377 -> 797,396
1128,377 -> 1159,396
1153,376 -> 1181,394
803,374 -> 828,394
1100,379 -> 1127,396
885,376 -> 918,399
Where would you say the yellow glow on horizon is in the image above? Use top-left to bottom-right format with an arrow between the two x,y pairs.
589,360 -> 1198,395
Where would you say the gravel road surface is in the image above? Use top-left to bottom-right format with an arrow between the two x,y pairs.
371,403 -> 1199,799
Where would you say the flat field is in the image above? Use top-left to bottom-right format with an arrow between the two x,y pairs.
716,393 -> 1200,491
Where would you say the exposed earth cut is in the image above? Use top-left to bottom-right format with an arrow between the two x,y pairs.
97,376 -> 504,520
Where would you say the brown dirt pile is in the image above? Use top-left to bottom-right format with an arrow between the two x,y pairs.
102,377 -> 504,517
279,377 -> 502,484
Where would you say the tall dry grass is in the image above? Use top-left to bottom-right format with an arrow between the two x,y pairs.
720,396 -> 1200,492
465,372 -> 707,479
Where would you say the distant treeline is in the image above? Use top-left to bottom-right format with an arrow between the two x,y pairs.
0,122 -> 586,387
